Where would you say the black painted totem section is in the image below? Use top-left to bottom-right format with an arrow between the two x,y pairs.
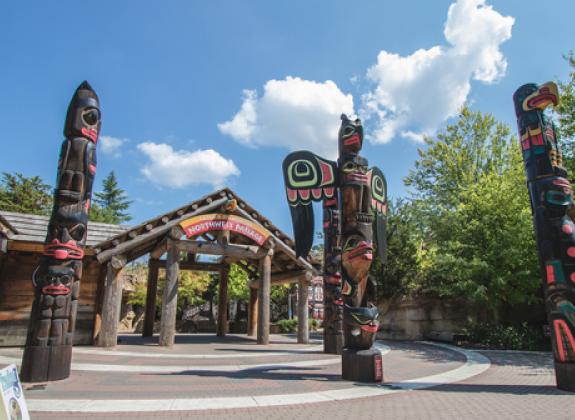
20,81 -> 100,382
513,82 -> 575,392
283,114 -> 387,380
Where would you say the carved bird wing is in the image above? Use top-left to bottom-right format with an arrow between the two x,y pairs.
282,151 -> 338,258
368,166 -> 388,263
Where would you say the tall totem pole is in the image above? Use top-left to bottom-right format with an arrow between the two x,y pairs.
513,82 -> 575,392
283,114 -> 387,382
20,81 -> 100,382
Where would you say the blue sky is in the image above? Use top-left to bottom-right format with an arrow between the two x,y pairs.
1,0 -> 574,240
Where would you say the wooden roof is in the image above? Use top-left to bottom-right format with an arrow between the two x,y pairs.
0,211 -> 129,247
93,188 -> 319,277
0,214 -> 17,239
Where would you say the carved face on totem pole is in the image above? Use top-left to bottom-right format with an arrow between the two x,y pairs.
21,81 -> 100,382
513,82 -> 575,391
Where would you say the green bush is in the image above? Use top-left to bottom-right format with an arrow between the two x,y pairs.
462,322 -> 549,351
277,318 -> 322,333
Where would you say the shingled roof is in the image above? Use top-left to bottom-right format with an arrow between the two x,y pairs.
0,211 -> 129,246
93,188 -> 319,277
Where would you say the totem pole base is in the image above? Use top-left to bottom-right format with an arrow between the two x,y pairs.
555,361 -> 575,392
324,333 -> 344,355
341,347 -> 383,383
20,345 -> 72,383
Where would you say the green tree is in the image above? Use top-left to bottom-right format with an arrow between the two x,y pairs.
396,107 -> 539,314
90,171 -> 132,224
555,52 -> 575,176
0,172 -> 52,215
227,264 -> 250,301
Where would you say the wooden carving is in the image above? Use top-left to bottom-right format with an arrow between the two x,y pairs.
20,81 -> 100,382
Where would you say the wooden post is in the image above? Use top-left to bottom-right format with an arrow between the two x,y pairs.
247,286 -> 258,336
257,248 -> 273,344
96,255 -> 126,347
143,258 -> 160,337
217,266 -> 229,337
297,274 -> 310,344
159,240 -> 179,347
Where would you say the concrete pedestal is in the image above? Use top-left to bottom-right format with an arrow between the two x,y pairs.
555,361 -> 575,392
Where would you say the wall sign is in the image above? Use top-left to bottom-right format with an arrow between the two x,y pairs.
179,214 -> 271,246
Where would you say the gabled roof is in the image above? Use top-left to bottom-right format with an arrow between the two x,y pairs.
0,213 -> 17,238
0,211 -> 129,246
93,188 -> 318,276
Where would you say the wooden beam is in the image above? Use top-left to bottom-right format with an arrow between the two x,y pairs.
149,259 -> 227,272
216,267 -> 229,337
257,249 -> 273,345
173,240 -> 267,260
248,270 -> 311,289
96,197 -> 228,263
159,241 -> 179,347
143,258 -> 160,337
96,255 -> 127,347
297,277 -> 310,344
247,286 -> 258,337
7,240 -> 94,256
149,238 -> 167,260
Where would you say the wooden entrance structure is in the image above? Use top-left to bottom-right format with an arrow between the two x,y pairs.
93,188 -> 318,347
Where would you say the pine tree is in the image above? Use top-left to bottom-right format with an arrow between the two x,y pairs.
90,171 -> 132,224
0,172 -> 52,215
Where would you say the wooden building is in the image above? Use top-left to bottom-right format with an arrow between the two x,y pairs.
0,188 -> 318,348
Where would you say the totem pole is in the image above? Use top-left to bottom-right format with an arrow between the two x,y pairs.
513,82 -> 575,392
20,81 -> 100,382
283,114 -> 387,382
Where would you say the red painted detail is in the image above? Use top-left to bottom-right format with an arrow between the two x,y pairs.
324,198 -> 337,207
546,264 -> 556,284
318,160 -> 334,186
287,188 -> 297,202
41,284 -> 71,296
323,187 -> 335,197
563,224 -> 573,235
334,298 -> 343,306
371,199 -> 376,209
553,319 -> 575,362
531,132 -> 544,146
343,134 -> 360,147
571,272 -> 575,283
374,354 -> 383,382
81,127 -> 98,142
323,222 -> 330,228
43,240 -> 84,260
89,164 -> 97,175
568,247 -> 575,258
360,324 -> 378,333
325,274 -> 341,285
181,216 -> 268,245
345,241 -> 374,261
528,90 -> 558,109
85,199 -> 91,210
545,125 -> 555,141
521,137 -> 530,150
299,189 -> 310,201
346,173 -> 368,184
312,188 -> 322,200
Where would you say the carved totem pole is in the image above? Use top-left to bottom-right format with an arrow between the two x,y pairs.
283,114 -> 387,382
513,82 -> 575,392
20,81 -> 100,382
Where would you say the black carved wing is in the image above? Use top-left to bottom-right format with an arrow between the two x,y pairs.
282,151 -> 338,258
368,166 -> 388,263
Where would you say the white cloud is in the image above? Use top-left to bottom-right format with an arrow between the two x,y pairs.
100,135 -> 126,158
218,77 -> 354,159
361,0 -> 514,144
137,142 -> 240,189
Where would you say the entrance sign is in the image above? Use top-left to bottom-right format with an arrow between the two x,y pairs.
180,214 -> 270,246
0,365 -> 30,420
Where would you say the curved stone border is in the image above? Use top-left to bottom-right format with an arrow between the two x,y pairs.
23,342 -> 489,413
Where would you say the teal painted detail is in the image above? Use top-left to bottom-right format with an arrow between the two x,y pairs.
558,300 -> 575,328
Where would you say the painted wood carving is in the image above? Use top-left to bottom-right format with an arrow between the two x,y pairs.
20,81 -> 100,382
513,82 -> 575,391
283,114 -> 387,381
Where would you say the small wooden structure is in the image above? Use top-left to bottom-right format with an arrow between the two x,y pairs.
93,188 -> 318,346
0,188 -> 318,348
0,211 -> 127,346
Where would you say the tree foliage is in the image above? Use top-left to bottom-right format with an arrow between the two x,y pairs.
374,107 -> 540,314
0,172 -> 52,215
90,171 -> 132,224
555,52 -> 575,176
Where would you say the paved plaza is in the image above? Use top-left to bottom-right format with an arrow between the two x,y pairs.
0,333 -> 573,419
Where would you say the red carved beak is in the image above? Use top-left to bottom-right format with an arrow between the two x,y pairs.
42,284 -> 71,295
343,134 -> 361,147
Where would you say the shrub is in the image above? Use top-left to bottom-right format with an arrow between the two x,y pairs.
462,322 -> 550,351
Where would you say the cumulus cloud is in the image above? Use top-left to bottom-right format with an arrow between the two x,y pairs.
218,77 -> 354,159
137,142 -> 240,189
361,0 -> 514,144
100,135 -> 126,158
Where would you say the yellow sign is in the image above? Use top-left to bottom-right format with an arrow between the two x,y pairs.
180,214 -> 270,246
